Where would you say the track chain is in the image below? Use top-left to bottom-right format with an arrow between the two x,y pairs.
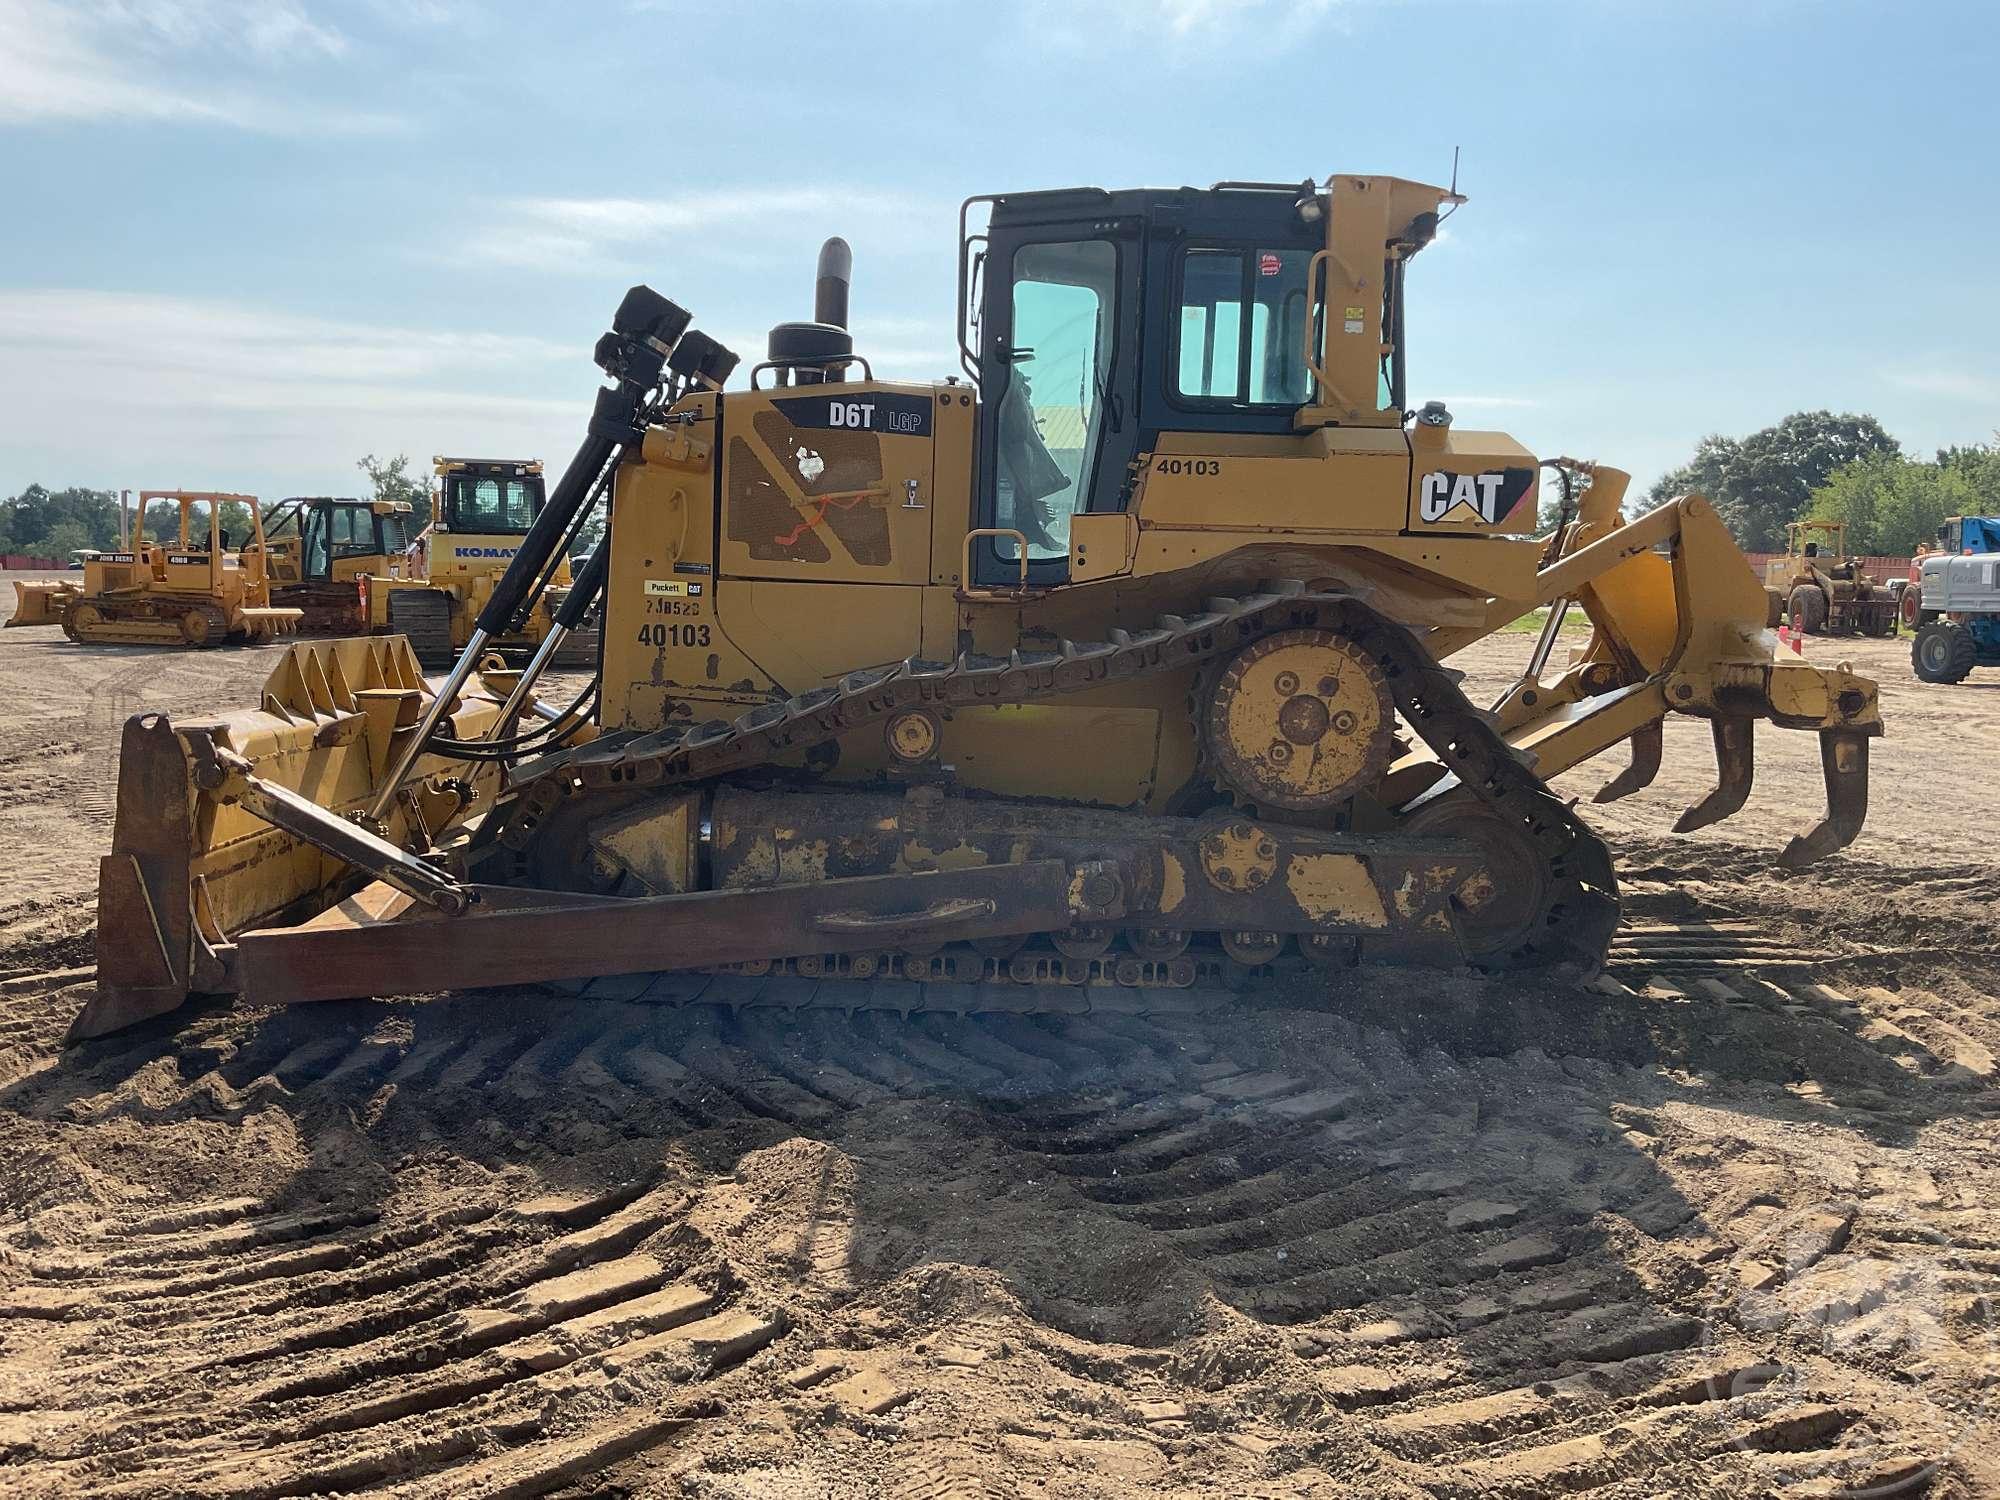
498,583 -> 1620,970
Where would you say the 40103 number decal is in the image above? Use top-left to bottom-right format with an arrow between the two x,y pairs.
637,622 -> 711,648
1154,458 -> 1221,476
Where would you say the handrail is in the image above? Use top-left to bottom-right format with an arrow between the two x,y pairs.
959,527 -> 1030,595
1302,249 -> 1331,403
957,195 -> 997,384
749,352 -> 875,391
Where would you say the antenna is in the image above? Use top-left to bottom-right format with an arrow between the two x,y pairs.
1440,145 -> 1465,223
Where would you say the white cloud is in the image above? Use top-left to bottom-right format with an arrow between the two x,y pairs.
1028,0 -> 1354,48
0,290 -> 579,497
1437,394 -> 1542,410
99,0 -> 348,60
1887,369 -> 2000,404
1139,0 -> 1335,34
461,189 -> 947,275
0,0 -> 394,131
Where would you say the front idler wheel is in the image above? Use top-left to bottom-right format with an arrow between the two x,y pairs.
1403,790 -> 1554,963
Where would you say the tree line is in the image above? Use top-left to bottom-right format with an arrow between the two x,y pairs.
1643,411 -> 2000,554
0,456 -> 433,559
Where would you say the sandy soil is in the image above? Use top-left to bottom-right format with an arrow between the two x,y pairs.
2,597 -> 1998,1498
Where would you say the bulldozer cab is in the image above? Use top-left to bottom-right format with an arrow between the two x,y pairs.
960,178 -> 1449,587
434,459 -> 543,535
425,458 -> 550,582
264,498 -> 413,583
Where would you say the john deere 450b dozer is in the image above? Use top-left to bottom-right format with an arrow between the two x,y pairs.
74,173 -> 1882,1042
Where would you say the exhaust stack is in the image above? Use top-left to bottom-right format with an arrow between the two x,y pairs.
814,236 -> 852,328
767,236 -> 855,385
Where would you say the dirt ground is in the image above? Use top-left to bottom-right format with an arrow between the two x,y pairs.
2,584 -> 1998,1498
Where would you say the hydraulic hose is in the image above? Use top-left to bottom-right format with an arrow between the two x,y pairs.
481,542 -> 611,746
366,284 -> 687,823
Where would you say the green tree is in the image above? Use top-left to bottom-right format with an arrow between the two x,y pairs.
0,484 -> 122,552
1647,412 -> 1901,549
138,500 -> 183,544
571,499 -> 607,558
1937,441 -> 2000,512
41,521 -> 96,560
1808,453 -> 1977,554
359,453 -> 432,528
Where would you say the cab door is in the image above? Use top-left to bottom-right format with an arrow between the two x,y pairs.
971,227 -> 1141,589
301,505 -> 332,581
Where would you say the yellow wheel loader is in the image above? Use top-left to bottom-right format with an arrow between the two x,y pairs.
261,496 -> 418,635
1763,519 -> 1901,637
12,490 -> 303,647
365,458 -> 599,669
72,174 -> 1882,1043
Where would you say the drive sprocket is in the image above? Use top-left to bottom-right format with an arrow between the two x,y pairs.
1201,628 -> 1394,812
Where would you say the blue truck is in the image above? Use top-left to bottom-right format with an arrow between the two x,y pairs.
1910,517 -> 2000,682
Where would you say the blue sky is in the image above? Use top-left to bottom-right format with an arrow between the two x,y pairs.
2,0 -> 1995,506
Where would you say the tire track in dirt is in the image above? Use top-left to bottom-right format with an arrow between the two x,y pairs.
5,914 -> 1997,1497
1,630 -> 1997,1494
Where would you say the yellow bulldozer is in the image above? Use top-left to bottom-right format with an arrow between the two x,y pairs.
71,173 -> 1882,1043
261,495 -> 418,635
8,490 -> 303,646
364,458 -> 598,669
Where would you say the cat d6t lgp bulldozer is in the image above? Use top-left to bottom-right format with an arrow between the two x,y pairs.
73,173 -> 1882,1042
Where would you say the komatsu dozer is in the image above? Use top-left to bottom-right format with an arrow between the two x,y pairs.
13,491 -> 303,646
72,174 -> 1883,1042
366,458 -> 597,669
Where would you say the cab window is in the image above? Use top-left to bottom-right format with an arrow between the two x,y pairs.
300,508 -> 330,576
995,239 -> 1118,565
330,505 -> 375,558
1174,247 -> 1314,406
446,475 -> 539,533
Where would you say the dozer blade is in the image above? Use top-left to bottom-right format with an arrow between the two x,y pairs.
5,579 -> 77,627
72,636 -> 508,1042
